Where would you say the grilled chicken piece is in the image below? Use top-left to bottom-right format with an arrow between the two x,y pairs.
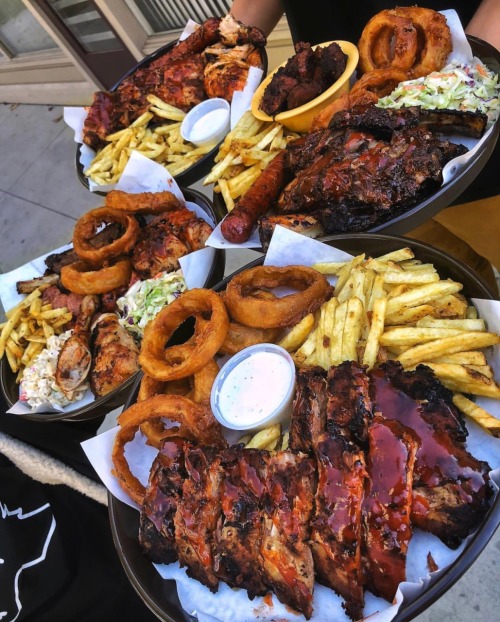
362,417 -> 417,603
218,14 -> 267,47
214,448 -> 269,598
178,217 -> 213,251
90,313 -> 139,398
261,451 -> 316,619
203,43 -> 263,101
258,213 -> 325,251
55,295 -> 99,398
371,361 -> 492,548
310,432 -> 367,621
289,366 -> 328,454
174,445 -> 224,591
139,438 -> 191,564
326,361 -> 373,444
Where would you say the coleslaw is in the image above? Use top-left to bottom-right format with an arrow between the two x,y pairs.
19,330 -> 88,409
117,270 -> 187,338
377,58 -> 500,126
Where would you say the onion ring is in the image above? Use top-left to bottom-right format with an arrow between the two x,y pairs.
219,322 -> 283,356
60,259 -> 132,294
112,394 -> 227,504
392,6 -> 452,78
358,11 -> 418,74
349,68 -> 409,106
72,206 -> 140,265
224,265 -> 331,328
139,289 -> 229,381
138,359 -> 219,449
105,189 -> 184,215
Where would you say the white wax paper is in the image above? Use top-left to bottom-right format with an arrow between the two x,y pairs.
205,9 -> 497,250
82,228 -> 500,622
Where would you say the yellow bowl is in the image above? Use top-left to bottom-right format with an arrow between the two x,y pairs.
251,41 -> 359,133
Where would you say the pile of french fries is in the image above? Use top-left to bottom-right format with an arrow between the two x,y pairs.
237,423 -> 289,452
85,94 -> 214,185
275,247 -> 500,437
203,110 -> 300,211
0,288 -> 72,382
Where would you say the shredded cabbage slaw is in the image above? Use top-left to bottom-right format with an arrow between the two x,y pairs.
377,58 -> 500,126
117,270 -> 187,338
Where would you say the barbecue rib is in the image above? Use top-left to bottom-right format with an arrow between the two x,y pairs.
214,447 -> 269,598
362,417 -> 417,602
289,366 -> 328,453
371,361 -> 492,548
139,437 -> 190,564
261,451 -> 317,619
174,445 -> 224,591
310,432 -> 367,621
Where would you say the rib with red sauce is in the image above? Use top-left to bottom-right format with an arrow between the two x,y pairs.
261,450 -> 316,619
362,417 -> 417,602
214,448 -> 269,598
310,432 -> 367,621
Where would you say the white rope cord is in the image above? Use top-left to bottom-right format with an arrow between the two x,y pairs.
0,431 -> 108,506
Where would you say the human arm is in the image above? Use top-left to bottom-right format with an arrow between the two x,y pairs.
230,0 -> 285,37
465,0 -> 500,51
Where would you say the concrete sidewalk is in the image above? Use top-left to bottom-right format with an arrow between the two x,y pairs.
0,102 -> 498,622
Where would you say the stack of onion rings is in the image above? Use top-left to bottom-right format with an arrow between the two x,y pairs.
357,7 -> 452,79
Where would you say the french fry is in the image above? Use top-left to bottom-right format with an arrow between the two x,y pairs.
452,394 -> 500,438
341,297 -> 364,362
278,313 -> 315,353
428,351 -> 487,365
384,304 -> 435,326
397,332 -> 500,368
415,317 -> 486,331
245,424 -> 281,449
385,280 -> 463,316
218,179 -> 235,212
380,327 -> 466,347
375,247 -> 415,263
362,296 -> 387,369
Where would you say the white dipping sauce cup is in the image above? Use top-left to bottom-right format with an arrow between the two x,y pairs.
180,98 -> 230,147
210,344 -> 296,433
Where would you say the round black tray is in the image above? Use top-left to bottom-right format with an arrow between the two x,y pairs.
76,37 -> 268,192
0,187 -> 225,422
213,35 -> 499,245
108,233 -> 499,622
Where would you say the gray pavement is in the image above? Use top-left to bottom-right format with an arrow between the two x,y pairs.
0,103 -> 498,621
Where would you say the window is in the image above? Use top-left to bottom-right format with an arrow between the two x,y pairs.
0,0 -> 56,55
125,0 -> 231,34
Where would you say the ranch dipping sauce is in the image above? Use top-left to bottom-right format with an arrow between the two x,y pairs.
211,344 -> 296,431
189,108 -> 229,144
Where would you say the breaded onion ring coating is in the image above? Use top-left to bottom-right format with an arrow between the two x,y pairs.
219,322 -> 283,355
358,11 -> 418,74
349,68 -> 409,105
72,206 -> 139,265
225,265 -> 331,328
105,189 -> 184,215
60,258 -> 132,294
138,359 -> 219,449
112,394 -> 227,504
392,6 -> 452,78
139,289 -> 229,381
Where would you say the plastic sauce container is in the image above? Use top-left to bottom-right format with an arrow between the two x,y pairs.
180,98 -> 231,147
211,344 -> 296,432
